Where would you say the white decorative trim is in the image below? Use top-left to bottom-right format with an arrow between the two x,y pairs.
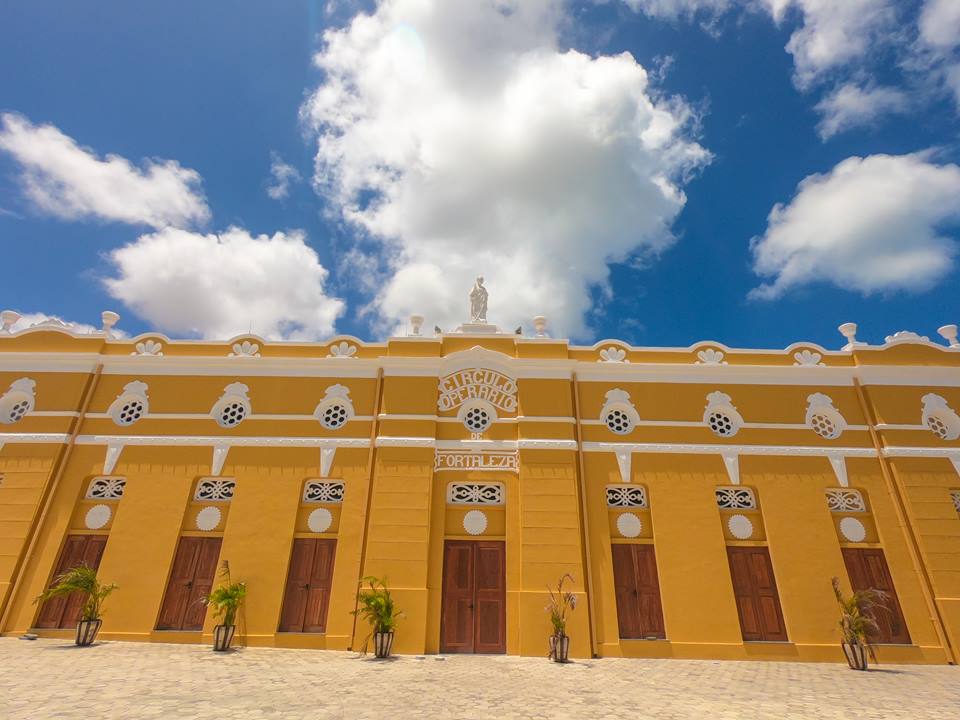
828,455 -> 849,487
884,330 -> 929,345
582,442 -> 878,458
721,452 -> 740,485
606,485 -> 647,508
615,449 -> 632,484
0,433 -> 70,443
793,349 -> 824,367
458,399 -> 497,434
921,394 -> 960,441
74,434 -> 371,449
195,478 -> 235,501
601,389 -> 640,435
132,340 -> 163,356
616,512 -> 642,538
107,380 -> 149,426
314,384 -> 355,430
84,504 -> 111,530
327,341 -> 357,358
727,514 -> 754,539
805,393 -> 847,440
437,367 -> 517,414
826,489 -> 866,513
86,477 -> 126,499
211,383 -> 251,428
196,506 -> 222,531
320,447 -> 336,477
463,509 -> 488,535
704,392 -> 743,437
0,378 -> 36,425
229,341 -> 260,358
447,482 -> 504,504
303,480 -> 345,503
716,486 -> 756,509
598,346 -> 629,363
839,516 -> 867,542
307,507 -> 333,533
696,349 -> 727,365
435,449 -> 518,472
103,442 -> 124,475
211,444 -> 230,476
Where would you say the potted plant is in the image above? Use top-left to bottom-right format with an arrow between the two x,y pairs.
545,573 -> 577,663
832,576 -> 887,670
204,561 -> 246,652
353,576 -> 403,658
35,563 -> 117,646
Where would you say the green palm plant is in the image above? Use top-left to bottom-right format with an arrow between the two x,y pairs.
205,561 -> 246,627
353,576 -> 403,654
832,576 -> 887,663
545,573 -> 577,637
35,563 -> 117,622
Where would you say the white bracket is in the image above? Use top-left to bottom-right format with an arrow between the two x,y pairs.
320,447 -> 336,478
211,444 -> 230,477
721,452 -> 740,485
615,449 -> 632,483
828,455 -> 849,487
103,442 -> 124,475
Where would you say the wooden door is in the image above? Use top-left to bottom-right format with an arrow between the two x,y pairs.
156,536 -> 222,631
279,538 -> 337,633
841,548 -> 911,644
35,534 -> 108,629
611,544 -> 666,639
440,540 -> 505,654
727,546 -> 788,642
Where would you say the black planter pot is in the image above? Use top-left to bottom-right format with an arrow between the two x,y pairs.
842,641 -> 868,670
213,624 -> 236,652
548,633 -> 570,663
373,631 -> 394,658
75,618 -> 102,647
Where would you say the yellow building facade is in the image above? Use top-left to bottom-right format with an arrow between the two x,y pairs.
1,318 -> 959,664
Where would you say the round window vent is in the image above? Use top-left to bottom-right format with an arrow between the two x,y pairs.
7,399 -> 30,423
810,412 -> 839,439
707,410 -> 735,437
117,399 -> 145,426
463,405 -> 492,432
927,414 -> 951,440
604,408 -> 634,435
0,378 -> 36,425
321,402 -> 349,430
219,401 -> 247,428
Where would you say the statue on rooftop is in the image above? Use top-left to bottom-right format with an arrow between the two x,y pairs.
469,275 -> 488,323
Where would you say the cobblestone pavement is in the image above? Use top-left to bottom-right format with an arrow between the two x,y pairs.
2,638 -> 958,720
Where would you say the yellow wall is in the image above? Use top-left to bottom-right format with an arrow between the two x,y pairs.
0,328 -> 958,665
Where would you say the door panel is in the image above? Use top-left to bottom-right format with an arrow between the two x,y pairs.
35,534 -> 108,629
727,546 -> 787,642
157,537 -> 222,631
612,544 -> 665,640
304,539 -> 336,633
841,548 -> 911,644
440,540 -> 506,654
473,542 -> 506,654
279,539 -> 315,632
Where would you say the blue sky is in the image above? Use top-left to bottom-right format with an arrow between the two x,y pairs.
1,0 -> 958,349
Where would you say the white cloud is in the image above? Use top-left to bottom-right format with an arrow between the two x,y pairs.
266,152 -> 301,200
6,312 -> 101,335
103,227 -> 344,340
304,0 -> 709,338
919,0 -> 960,50
750,153 -> 960,299
621,0 -> 733,20
0,113 -> 209,229
769,0 -> 898,89
814,82 -> 909,139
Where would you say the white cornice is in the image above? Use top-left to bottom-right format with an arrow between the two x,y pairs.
0,433 -> 71,443
574,363 -> 856,385
882,446 -> 960,458
74,435 -> 371,448
580,441 -> 877,457
99,355 -> 381,378
0,353 -> 100,373
856,366 -> 960,387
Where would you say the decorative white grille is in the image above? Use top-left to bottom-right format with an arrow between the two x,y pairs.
315,384 -> 354,430
826,489 -> 866,513
715,486 -> 756,509
446,482 -> 504,505
195,478 -> 236,501
303,481 -> 345,504
951,490 -> 960,515
606,485 -> 648,508
212,383 -> 251,429
703,392 -> 743,438
86,477 -> 126,500
0,378 -> 36,425
600,389 -> 639,436
461,403 -> 494,432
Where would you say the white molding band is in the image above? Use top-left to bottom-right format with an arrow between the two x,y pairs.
0,433 -> 71,443
74,435 -> 371,449
581,441 -> 878,457
373,437 -> 579,451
